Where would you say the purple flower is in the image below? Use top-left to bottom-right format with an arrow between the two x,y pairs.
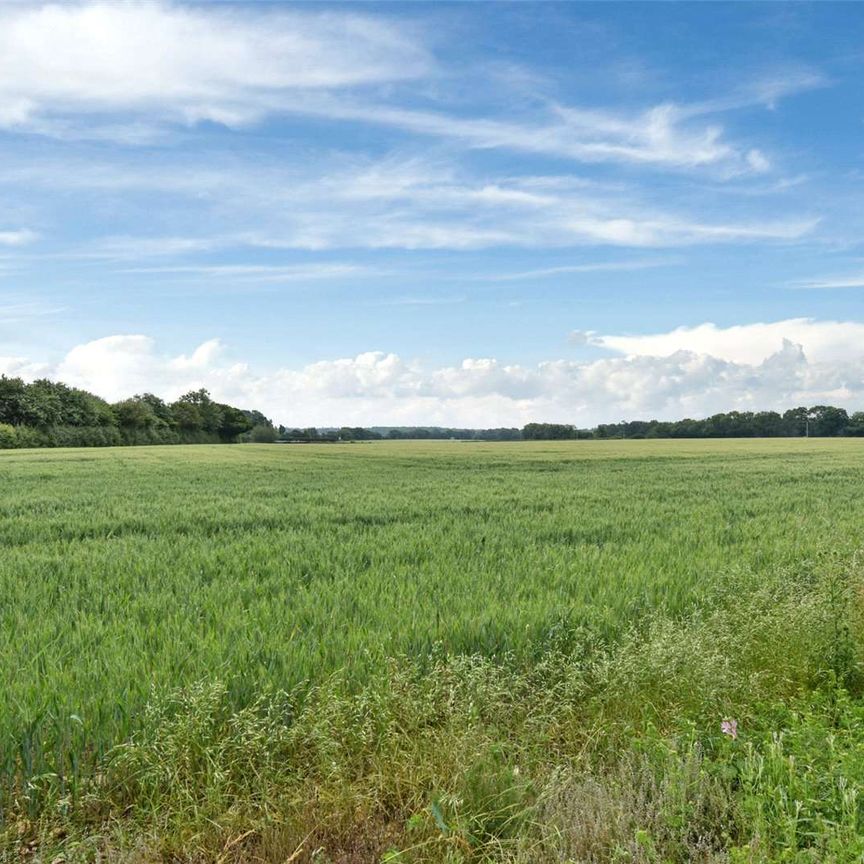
721,719 -> 738,740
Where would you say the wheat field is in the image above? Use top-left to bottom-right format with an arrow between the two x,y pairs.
3,440 -> 864,861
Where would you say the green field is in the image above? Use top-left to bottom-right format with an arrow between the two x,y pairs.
3,440 -> 864,862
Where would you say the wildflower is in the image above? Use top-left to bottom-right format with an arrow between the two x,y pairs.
721,718 -> 738,740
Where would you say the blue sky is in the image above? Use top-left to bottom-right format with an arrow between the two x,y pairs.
1,1 -> 863,426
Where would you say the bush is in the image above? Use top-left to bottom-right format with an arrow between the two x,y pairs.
119,426 -> 180,446
12,425 -> 50,448
0,423 -> 17,448
49,425 -> 123,448
249,424 -> 277,443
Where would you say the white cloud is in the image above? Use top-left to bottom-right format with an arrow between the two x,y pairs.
0,2 -> 429,131
0,354 -> 49,379
116,263 -> 375,283
0,229 -> 38,247
791,273 -> 864,290
479,258 -> 680,281
294,80 -> 808,175
79,236 -> 220,260
0,150 -> 817,254
594,318 -> 864,366
57,335 -> 168,399
233,160 -> 816,250
303,99 -> 759,173
16,319 -> 864,426
0,300 -> 64,323
0,2 -> 811,181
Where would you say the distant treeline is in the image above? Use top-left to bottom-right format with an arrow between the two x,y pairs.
0,376 -> 275,449
526,406 -> 864,440
275,426 -> 522,442
298,406 -> 864,442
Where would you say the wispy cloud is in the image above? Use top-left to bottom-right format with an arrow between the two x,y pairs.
297,98 -> 770,175
681,69 -> 826,117
0,229 -> 38,247
77,236 -> 220,260
479,257 -> 681,282
277,67 -> 823,176
0,148 -> 819,258
0,0 -> 821,183
0,300 -> 65,323
0,2 -> 430,132
232,160 -> 817,250
790,272 -> 864,290
116,262 -> 375,283
376,295 -> 466,306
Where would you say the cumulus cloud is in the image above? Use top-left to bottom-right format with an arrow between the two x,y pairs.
593,318 -> 864,366
55,335 -> 240,401
0,354 -> 49,379
14,319 -> 864,427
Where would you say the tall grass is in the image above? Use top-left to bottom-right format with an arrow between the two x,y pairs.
5,551 -> 864,862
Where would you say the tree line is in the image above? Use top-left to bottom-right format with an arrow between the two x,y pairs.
0,376 -> 275,449
272,426 -> 523,442
294,407 -> 864,442
526,406 -> 864,440
2,375 -> 864,449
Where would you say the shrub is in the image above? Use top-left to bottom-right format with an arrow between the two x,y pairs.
249,424 -> 278,443
0,423 -> 16,448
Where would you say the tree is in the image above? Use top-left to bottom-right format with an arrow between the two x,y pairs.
0,376 -> 27,425
114,398 -> 158,430
751,411 -> 784,437
783,407 -> 810,437
847,413 -> 864,437
216,404 -> 253,441
523,423 -> 578,440
249,424 -> 277,443
173,389 -> 223,434
171,399 -> 202,432
808,405 -> 849,437
136,393 -> 174,426
244,410 -> 272,428
20,379 -> 64,428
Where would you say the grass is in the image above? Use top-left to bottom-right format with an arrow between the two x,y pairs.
2,439 -> 864,862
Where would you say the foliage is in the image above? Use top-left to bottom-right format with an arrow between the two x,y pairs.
248,423 -> 278,443
279,408 -> 864,442
0,423 -> 16,448
593,405 -> 861,440
0,376 -> 272,448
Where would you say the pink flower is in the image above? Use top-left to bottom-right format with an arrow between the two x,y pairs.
721,719 -> 738,740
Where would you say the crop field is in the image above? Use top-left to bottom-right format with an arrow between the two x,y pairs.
3,439 -> 864,862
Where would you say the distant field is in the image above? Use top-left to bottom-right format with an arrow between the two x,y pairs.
2,439 -> 864,781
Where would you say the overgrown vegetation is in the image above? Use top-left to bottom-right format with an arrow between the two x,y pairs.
2,440 -> 864,861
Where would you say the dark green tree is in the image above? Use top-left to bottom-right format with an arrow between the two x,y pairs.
0,376 -> 26,425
